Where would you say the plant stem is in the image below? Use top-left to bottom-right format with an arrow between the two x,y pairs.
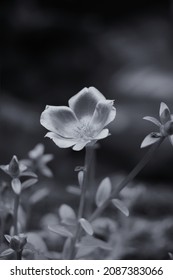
13,194 -> 20,235
16,250 -> 22,260
89,137 -> 164,222
69,145 -> 94,259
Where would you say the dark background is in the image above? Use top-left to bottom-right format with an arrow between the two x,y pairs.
1,0 -> 173,260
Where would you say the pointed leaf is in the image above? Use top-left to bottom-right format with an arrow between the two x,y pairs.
78,171 -> 84,187
42,154 -> 54,163
79,218 -> 93,235
169,135 -> 173,146
96,177 -> 112,207
29,188 -> 49,205
79,235 -> 111,250
11,178 -> 22,195
20,171 -> 38,178
112,198 -> 129,216
59,204 -> 76,222
48,225 -> 73,238
0,248 -> 14,258
62,237 -> 73,260
159,102 -> 171,124
40,166 -> 53,177
4,234 -> 12,243
74,166 -> 85,172
66,185 -> 81,196
22,178 -> 38,189
143,116 -> 161,127
140,133 -> 160,148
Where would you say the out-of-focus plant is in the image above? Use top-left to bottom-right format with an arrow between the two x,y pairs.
0,156 -> 38,236
21,143 -> 54,177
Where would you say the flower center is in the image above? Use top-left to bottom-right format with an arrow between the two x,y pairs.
74,120 -> 93,140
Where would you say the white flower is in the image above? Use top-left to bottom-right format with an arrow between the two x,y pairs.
40,87 -> 116,151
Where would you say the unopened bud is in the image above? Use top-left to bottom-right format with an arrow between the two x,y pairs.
10,235 -> 27,252
9,156 -> 20,178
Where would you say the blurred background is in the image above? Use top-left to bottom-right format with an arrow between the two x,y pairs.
1,0 -> 173,259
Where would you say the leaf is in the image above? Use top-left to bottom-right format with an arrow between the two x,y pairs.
143,116 -> 161,127
0,248 -> 14,259
48,225 -> 73,238
59,204 -> 76,223
168,252 -> 173,260
79,235 -> 111,250
96,177 -> 112,207
21,171 -> 38,178
66,185 -> 81,196
40,165 -> 53,178
11,178 -> 22,195
74,166 -> 85,172
76,246 -> 97,259
159,102 -> 171,124
79,218 -> 93,235
62,237 -> 73,260
29,143 -> 44,159
22,178 -> 38,189
112,198 -> 129,216
140,133 -> 160,148
26,232 -> 47,253
29,188 -> 49,205
4,234 -> 12,243
78,171 -> 84,187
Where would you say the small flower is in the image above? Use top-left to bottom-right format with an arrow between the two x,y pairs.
40,87 -> 116,151
141,102 -> 173,148
0,156 -> 37,195
21,143 -> 54,177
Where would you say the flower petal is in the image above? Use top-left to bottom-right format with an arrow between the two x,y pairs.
140,133 -> 161,148
72,141 -> 91,151
40,106 -> 79,138
95,128 -> 110,139
68,87 -> 106,121
45,132 -> 77,148
159,102 -> 171,124
89,100 -> 116,136
169,135 -> 173,146
143,116 -> 161,127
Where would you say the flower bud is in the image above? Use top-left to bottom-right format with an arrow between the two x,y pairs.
10,235 -> 27,252
9,156 -> 20,178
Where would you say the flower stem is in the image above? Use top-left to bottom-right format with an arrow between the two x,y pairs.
69,144 -> 94,259
89,137 -> 164,222
13,194 -> 20,235
16,250 -> 22,260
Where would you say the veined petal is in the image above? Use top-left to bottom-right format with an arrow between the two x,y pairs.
169,135 -> 173,146
40,106 -> 79,138
68,87 -> 106,121
140,133 -> 161,148
159,102 -> 171,124
89,100 -> 116,136
45,132 -> 77,148
95,128 -> 110,139
143,116 -> 161,127
72,141 -> 91,151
